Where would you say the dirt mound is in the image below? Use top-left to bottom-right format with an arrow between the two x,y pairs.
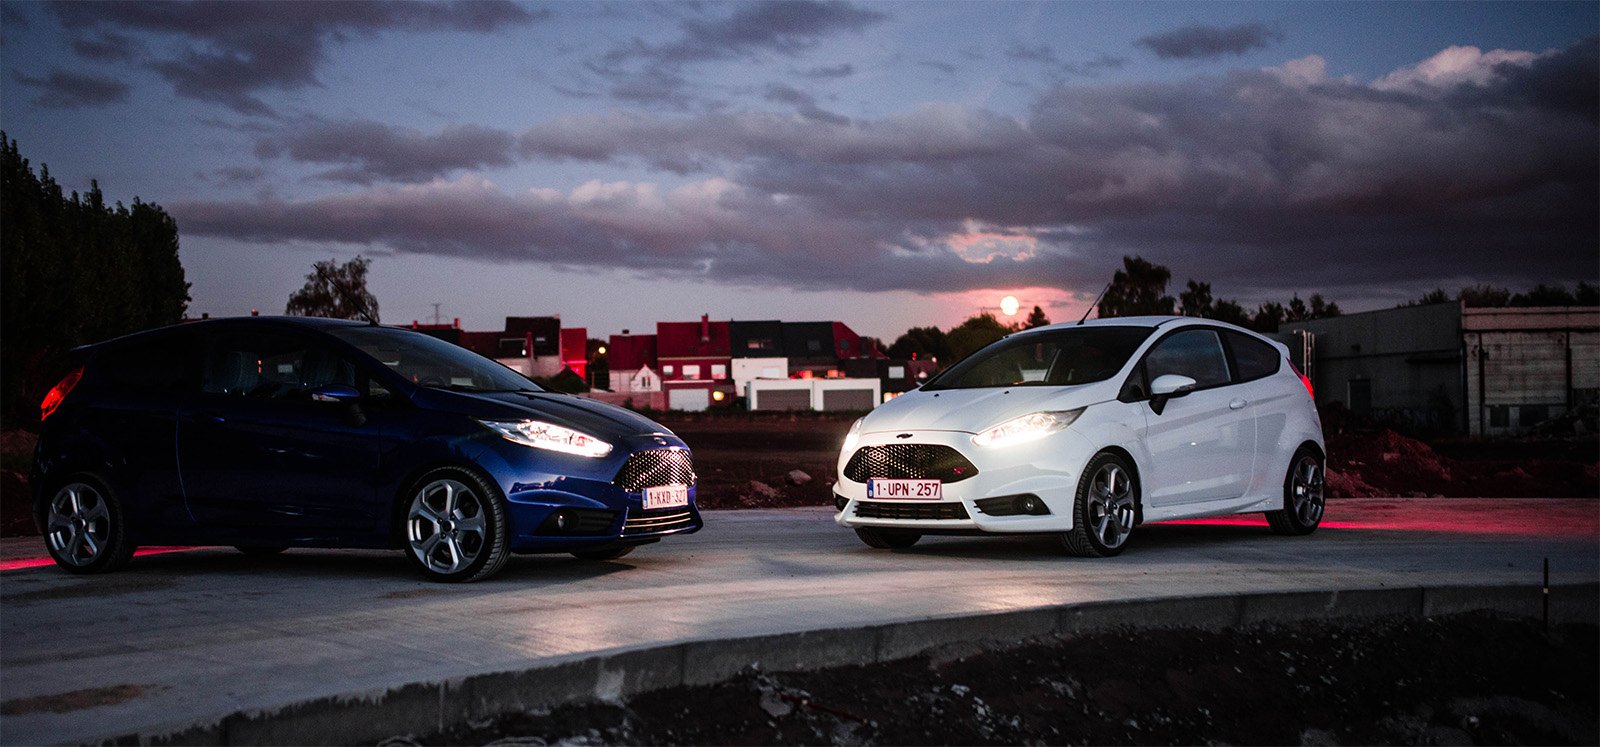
1326,429 -> 1597,499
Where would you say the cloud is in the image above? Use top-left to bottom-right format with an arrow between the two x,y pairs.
764,85 -> 851,126
50,1 -> 542,116
176,39 -> 1598,300
13,68 -> 131,108
257,120 -> 517,184
604,1 -> 887,66
799,63 -> 855,79
1137,22 -> 1284,60
1374,45 -> 1540,92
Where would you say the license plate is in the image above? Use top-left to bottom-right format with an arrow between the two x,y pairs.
643,483 -> 690,510
867,479 -> 942,500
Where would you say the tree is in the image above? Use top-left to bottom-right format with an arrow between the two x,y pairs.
888,326 -> 950,363
1179,280 -> 1213,317
1308,294 -> 1340,318
1514,284 -> 1579,307
1024,305 -> 1051,329
1252,301 -> 1286,333
286,257 -> 380,321
1212,299 -> 1251,328
1459,284 -> 1512,308
2,133 -> 191,425
945,312 -> 1016,361
1097,256 -> 1175,318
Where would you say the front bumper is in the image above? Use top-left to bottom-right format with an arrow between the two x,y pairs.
833,428 -> 1099,534
473,434 -> 705,553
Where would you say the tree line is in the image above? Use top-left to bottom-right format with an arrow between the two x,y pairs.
1404,282 -> 1598,308
2,134 -> 192,425
888,255 -> 1341,365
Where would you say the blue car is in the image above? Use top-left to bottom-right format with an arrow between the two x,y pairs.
31,317 -> 702,582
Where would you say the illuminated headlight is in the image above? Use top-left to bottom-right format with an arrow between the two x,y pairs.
971,409 -> 1084,448
481,420 -> 613,458
841,416 -> 865,454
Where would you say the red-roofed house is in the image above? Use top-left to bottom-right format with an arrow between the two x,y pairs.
657,314 -> 732,411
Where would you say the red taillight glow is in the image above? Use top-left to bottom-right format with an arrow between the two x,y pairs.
40,368 -> 83,420
1288,360 -> 1313,398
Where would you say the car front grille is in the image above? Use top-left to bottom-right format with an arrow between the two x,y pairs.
854,500 -> 970,521
623,508 -> 697,535
843,444 -> 979,484
614,448 -> 697,492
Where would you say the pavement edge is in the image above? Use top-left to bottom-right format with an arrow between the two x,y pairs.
124,582 -> 1599,745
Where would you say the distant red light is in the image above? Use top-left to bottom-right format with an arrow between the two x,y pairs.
40,367 -> 83,420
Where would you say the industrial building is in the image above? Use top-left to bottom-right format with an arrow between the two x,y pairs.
1279,303 -> 1598,435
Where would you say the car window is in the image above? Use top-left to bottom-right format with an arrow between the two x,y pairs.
95,334 -> 199,394
328,326 -> 540,393
1143,329 -> 1232,388
922,327 -> 1150,390
1226,331 -> 1281,382
202,331 -> 358,401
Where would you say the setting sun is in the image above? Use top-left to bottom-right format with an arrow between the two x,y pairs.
1000,295 -> 1020,316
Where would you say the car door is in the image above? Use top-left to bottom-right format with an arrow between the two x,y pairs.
177,327 -> 386,536
1136,327 -> 1257,507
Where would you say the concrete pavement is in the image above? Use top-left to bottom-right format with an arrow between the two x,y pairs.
2,498 -> 1596,745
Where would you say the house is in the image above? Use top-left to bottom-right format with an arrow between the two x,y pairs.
657,315 -> 732,411
606,333 -> 661,394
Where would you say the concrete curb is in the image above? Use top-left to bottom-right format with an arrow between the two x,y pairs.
127,582 -> 1598,746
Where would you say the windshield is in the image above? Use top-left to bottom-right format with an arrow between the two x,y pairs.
922,327 -> 1151,391
328,326 -> 542,393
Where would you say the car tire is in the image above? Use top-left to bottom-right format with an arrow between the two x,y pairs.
1062,452 -> 1138,557
1266,447 -> 1325,536
234,546 -> 288,556
571,546 -> 635,561
855,527 -> 921,549
41,475 -> 137,574
403,467 -> 511,583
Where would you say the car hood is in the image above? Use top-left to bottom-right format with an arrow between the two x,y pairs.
862,381 -> 1120,435
411,388 -> 675,442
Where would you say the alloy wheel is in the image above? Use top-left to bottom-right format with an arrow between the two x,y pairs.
46,482 -> 112,567
407,478 -> 488,576
1290,455 -> 1325,526
1087,463 -> 1136,549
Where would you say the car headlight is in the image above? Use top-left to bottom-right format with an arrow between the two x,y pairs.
481,419 -> 613,458
971,409 -> 1084,448
841,416 -> 865,454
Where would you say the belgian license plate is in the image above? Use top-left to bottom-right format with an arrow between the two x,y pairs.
644,483 -> 689,510
867,479 -> 942,500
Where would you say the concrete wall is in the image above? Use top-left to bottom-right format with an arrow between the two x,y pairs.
1281,303 -> 1464,430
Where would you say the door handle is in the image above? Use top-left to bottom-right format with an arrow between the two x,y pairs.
1229,398 -> 1248,410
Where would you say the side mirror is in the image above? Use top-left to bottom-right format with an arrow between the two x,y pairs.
1148,374 -> 1197,416
311,384 -> 362,403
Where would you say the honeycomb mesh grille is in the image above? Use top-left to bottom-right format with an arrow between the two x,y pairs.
614,448 -> 696,492
843,444 -> 979,484
854,501 -> 970,520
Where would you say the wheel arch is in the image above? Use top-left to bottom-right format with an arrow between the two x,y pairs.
385,458 -> 506,549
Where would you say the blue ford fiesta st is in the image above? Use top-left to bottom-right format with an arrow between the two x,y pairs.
31,317 -> 702,582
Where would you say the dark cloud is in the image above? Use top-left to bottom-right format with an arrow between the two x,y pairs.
70,31 -> 137,61
799,63 -> 855,79
50,1 -> 542,116
13,69 -> 131,108
176,39 -> 1598,300
1137,22 -> 1283,60
256,120 -> 516,184
764,85 -> 852,125
607,1 -> 886,66
1007,44 -> 1127,78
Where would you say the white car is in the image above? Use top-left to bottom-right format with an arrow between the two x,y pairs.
834,316 -> 1325,556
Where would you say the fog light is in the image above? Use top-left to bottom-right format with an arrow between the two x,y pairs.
1016,495 -> 1041,514
833,493 -> 848,511
554,510 -> 572,532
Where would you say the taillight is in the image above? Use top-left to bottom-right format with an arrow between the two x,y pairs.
40,367 -> 83,420
1288,360 -> 1313,398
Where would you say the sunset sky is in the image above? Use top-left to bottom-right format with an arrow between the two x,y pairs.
3,1 -> 1595,340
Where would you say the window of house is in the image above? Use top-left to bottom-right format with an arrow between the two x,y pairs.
749,338 -> 773,350
711,364 -> 727,379
683,364 -> 701,380
888,366 -> 905,379
663,365 -> 675,375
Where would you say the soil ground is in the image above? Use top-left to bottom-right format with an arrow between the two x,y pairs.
402,612 -> 1598,747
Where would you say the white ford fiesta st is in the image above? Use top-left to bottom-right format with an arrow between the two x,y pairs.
834,316 -> 1326,556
